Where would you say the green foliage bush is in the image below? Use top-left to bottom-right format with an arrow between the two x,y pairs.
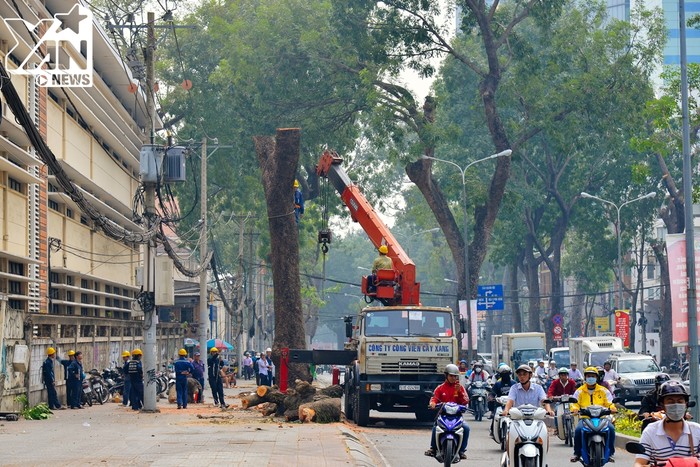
614,407 -> 642,438
15,394 -> 52,420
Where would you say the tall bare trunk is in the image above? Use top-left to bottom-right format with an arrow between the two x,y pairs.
254,129 -> 310,383
653,242 -> 673,366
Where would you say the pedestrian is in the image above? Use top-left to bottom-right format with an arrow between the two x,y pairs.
174,349 -> 194,409
67,351 -> 84,409
121,351 -> 131,407
127,349 -> 144,411
253,352 -> 261,386
257,350 -> 270,386
243,353 -> 253,380
207,348 -> 227,408
191,352 -> 205,403
42,347 -> 63,410
60,350 -> 75,408
293,179 -> 304,224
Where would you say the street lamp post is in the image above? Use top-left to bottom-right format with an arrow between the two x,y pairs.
580,192 -> 656,311
421,150 -> 512,359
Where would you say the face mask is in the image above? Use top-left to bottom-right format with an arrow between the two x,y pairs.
475,368 -> 481,373
665,403 -> 687,422
585,377 -> 597,386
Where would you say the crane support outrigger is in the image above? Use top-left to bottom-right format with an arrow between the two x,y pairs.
316,149 -> 420,305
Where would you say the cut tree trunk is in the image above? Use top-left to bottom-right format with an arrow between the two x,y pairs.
254,129 -> 310,385
299,398 -> 341,423
241,393 -> 263,410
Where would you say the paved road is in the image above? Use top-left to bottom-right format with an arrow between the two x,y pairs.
357,409 -> 636,466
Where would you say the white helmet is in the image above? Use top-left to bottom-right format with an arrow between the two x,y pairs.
499,365 -> 512,374
445,364 -> 460,376
265,347 -> 272,352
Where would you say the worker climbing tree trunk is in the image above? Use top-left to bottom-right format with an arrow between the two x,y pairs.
253,128 -> 311,384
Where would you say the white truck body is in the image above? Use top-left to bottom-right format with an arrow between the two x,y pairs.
569,336 -> 624,368
501,332 -> 547,369
491,335 -> 503,366
549,347 -> 570,368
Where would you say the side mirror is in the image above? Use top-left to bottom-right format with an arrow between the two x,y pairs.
625,441 -> 646,455
344,316 -> 354,339
459,317 -> 467,334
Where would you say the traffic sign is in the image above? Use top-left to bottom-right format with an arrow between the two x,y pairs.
476,284 -> 504,311
552,314 -> 563,326
553,325 -> 563,340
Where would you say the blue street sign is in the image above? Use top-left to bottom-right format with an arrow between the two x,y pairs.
552,314 -> 563,326
476,284 -> 504,311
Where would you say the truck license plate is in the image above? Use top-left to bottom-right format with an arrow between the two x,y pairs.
399,385 -> 420,391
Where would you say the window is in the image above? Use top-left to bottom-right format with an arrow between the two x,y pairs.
50,272 -> 58,283
48,200 -> 60,211
364,310 -> 454,337
48,183 -> 58,192
9,178 -> 21,192
81,293 -> 89,304
66,208 -> 73,219
80,215 -> 88,226
9,281 -> 21,294
647,264 -> 655,280
66,291 -> 74,302
9,299 -> 22,310
9,262 -> 24,275
81,279 -> 88,288
66,276 -> 74,286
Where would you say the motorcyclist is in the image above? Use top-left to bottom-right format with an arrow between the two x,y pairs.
534,360 -> 547,382
548,367 -> 577,398
468,362 -> 489,383
570,366 -> 617,463
547,360 -> 559,381
489,365 -> 514,436
634,381 -> 700,466
637,373 -> 689,432
596,366 -> 613,392
424,363 -> 470,460
503,364 -> 554,416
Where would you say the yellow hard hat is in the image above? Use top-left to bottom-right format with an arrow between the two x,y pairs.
378,245 -> 388,254
294,179 -> 300,188
47,347 -> 56,356
178,349 -> 187,356
122,351 -> 131,358
210,347 -> 219,353
132,349 -> 143,356
67,350 -> 75,356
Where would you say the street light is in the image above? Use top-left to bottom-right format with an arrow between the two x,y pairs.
396,227 -> 441,255
580,191 -> 656,310
421,149 -> 512,359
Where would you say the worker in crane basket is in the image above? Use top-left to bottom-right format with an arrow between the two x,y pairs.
367,245 -> 392,292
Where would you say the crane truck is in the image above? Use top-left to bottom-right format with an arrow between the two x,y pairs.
316,149 -> 465,426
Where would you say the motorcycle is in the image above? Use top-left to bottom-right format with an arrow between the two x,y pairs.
430,402 -> 468,466
88,369 -> 109,404
626,441 -> 700,466
102,368 -> 124,397
80,379 -> 93,407
490,395 -> 510,452
576,405 -> 614,467
500,403 -> 549,467
467,380 -> 490,422
553,394 -> 576,446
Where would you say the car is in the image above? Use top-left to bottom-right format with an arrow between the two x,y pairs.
607,353 -> 662,406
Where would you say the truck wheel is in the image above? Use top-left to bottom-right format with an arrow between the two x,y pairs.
344,384 -> 354,421
354,391 -> 369,427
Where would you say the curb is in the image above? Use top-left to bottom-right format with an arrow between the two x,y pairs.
616,432 -> 640,450
338,425 -> 384,467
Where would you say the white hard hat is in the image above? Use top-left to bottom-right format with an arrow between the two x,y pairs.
266,347 -> 272,352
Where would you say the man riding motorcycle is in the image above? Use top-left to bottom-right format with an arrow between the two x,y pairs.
548,367 -> 577,398
634,381 -> 700,466
489,365 -> 514,436
425,364 -> 470,460
570,366 -> 617,463
638,373 -> 675,432
469,362 -> 489,383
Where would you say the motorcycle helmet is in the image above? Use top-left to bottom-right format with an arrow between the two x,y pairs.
655,373 -> 671,388
583,366 -> 598,376
473,362 -> 483,368
445,364 -> 460,376
515,364 -> 533,375
549,360 -> 556,365
499,365 -> 512,374
558,367 -> 569,375
658,381 -> 690,402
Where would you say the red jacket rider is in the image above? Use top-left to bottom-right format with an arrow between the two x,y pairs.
430,379 -> 470,406
547,377 -> 577,398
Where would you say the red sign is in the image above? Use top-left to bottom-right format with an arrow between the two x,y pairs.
668,234 -> 700,347
553,325 -> 563,340
615,310 -> 630,347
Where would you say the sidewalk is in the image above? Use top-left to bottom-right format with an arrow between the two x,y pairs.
0,379 -> 377,466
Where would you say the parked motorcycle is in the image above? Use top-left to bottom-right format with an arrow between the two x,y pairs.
575,404 -> 614,467
81,379 -> 93,407
429,402 -> 468,466
88,369 -> 109,404
626,441 -> 700,466
467,380 -> 490,422
490,395 -> 510,452
102,368 -> 124,397
500,404 -> 549,467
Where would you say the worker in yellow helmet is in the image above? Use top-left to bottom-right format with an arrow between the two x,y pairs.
367,244 -> 393,293
293,179 -> 304,224
60,350 -> 76,407
121,351 -> 131,407
174,349 -> 194,409
126,349 -> 144,410
42,347 -> 63,409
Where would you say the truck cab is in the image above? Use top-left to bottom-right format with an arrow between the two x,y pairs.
344,306 -> 460,426
549,347 -> 570,368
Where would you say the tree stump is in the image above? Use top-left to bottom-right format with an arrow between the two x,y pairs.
299,398 -> 341,423
241,393 -> 263,409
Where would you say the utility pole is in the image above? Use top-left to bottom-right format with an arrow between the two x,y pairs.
142,11 -> 158,413
198,137 -> 208,376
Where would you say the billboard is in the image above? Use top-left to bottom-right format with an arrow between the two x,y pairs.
667,233 -> 700,347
